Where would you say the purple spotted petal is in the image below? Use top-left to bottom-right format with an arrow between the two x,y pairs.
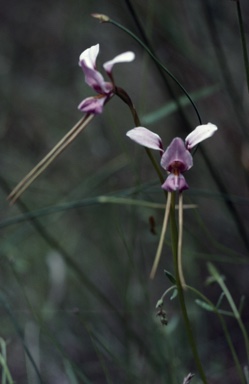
161,138 -> 193,172
185,123 -> 218,150
103,51 -> 135,74
126,127 -> 164,152
161,173 -> 189,192
78,96 -> 107,114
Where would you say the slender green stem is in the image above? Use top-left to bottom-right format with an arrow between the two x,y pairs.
0,355 -> 14,384
170,193 -> 208,384
0,295 -> 44,384
115,86 -> 165,184
99,16 -> 202,125
202,2 -> 248,138
187,285 -> 246,384
177,192 -> 186,287
235,0 -> 249,92
208,263 -> 249,363
145,148 -> 165,184
244,366 -> 249,384
0,338 -> 14,384
157,285 -> 177,305
159,283 -> 245,384
115,86 -> 140,126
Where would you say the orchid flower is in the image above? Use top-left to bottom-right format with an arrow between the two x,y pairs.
126,123 -> 218,281
78,44 -> 135,114
7,44 -> 135,205
126,123 -> 218,191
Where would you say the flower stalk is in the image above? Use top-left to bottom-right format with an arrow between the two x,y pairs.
114,86 -> 165,185
92,13 -> 202,125
170,194 -> 208,384
178,192 -> 186,288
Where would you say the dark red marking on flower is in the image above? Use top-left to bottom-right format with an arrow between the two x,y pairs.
149,216 -> 156,235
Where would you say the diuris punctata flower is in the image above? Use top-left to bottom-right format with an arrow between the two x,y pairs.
78,44 -> 135,114
126,123 -> 218,280
7,44 -> 135,204
126,123 -> 218,191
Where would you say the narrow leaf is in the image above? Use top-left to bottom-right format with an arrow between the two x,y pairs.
195,299 -> 214,312
142,85 -> 219,125
170,289 -> 178,301
164,270 -> 176,284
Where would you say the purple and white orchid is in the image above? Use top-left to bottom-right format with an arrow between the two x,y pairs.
126,123 -> 218,192
78,44 -> 135,114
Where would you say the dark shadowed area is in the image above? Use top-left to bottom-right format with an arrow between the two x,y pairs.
0,1 -> 249,383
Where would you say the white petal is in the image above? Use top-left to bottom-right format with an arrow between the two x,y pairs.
185,123 -> 218,150
126,127 -> 163,151
103,51 -> 135,73
79,44 -> 100,69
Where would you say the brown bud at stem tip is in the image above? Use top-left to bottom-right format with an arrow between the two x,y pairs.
91,13 -> 110,22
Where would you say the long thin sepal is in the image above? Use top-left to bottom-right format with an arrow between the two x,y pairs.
8,114 -> 94,204
150,192 -> 172,279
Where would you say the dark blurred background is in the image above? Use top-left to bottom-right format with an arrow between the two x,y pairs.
0,1 -> 249,383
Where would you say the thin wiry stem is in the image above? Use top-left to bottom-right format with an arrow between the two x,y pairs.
0,338 -> 14,384
235,0 -> 249,93
0,294 -> 44,384
8,114 -> 94,204
177,192 -> 186,288
145,148 -> 165,185
208,263 -> 249,364
115,86 -> 165,184
201,2 -> 248,138
159,283 -> 245,384
150,192 -> 172,279
93,14 -> 202,125
189,284 -> 246,384
170,192 -> 208,384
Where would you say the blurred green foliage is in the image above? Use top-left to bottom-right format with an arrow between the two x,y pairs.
0,0 -> 249,383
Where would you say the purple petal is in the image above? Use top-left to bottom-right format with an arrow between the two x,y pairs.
161,138 -> 193,172
79,44 -> 113,94
78,96 -> 107,114
79,44 -> 100,70
126,127 -> 164,151
185,123 -> 218,150
103,52 -> 135,74
161,173 -> 189,192
80,62 -> 113,94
